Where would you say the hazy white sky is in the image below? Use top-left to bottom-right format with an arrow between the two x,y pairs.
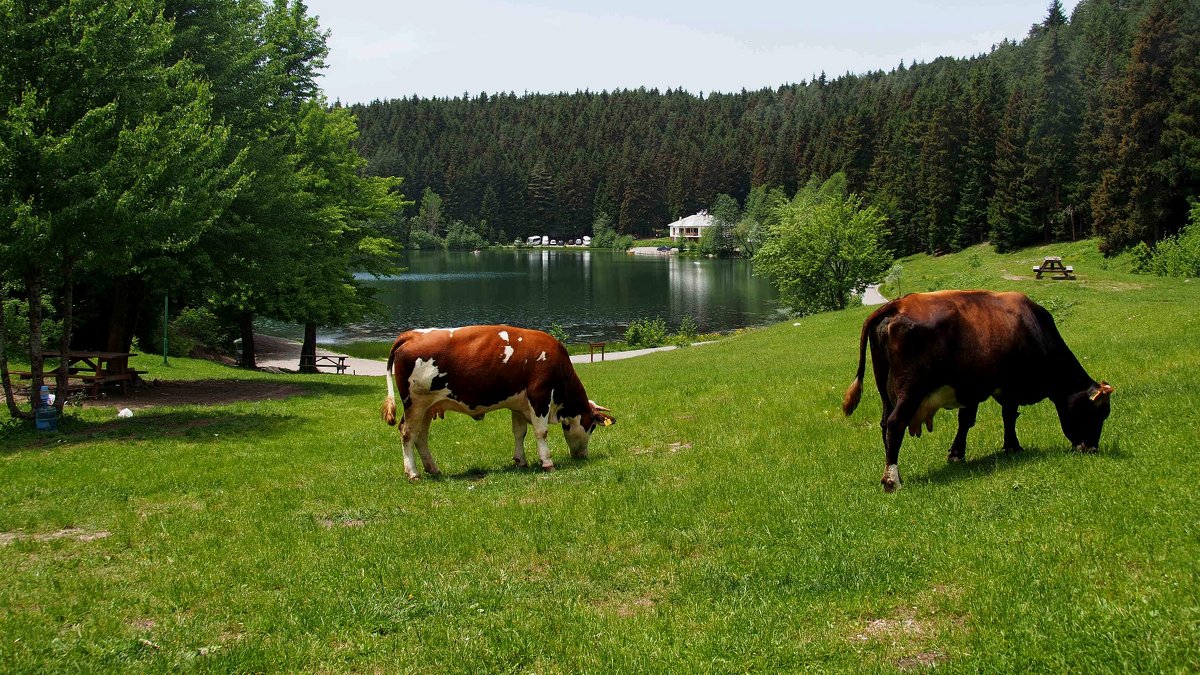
302,0 -> 1081,104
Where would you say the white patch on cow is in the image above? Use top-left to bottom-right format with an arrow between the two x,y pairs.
414,327 -> 462,336
537,351 -> 547,361
518,337 -> 523,342
409,357 -> 448,394
498,330 -> 509,342
502,345 -> 515,363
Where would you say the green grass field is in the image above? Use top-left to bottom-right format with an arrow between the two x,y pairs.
3,240 -> 1198,672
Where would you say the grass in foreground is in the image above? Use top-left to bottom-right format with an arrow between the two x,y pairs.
2,240 -> 1199,671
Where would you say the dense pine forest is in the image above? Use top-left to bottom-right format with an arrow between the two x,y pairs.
349,0 -> 1199,257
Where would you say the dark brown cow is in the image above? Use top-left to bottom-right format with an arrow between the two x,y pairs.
381,325 -> 615,480
843,290 -> 1113,492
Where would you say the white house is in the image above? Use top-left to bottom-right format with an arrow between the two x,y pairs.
667,210 -> 713,240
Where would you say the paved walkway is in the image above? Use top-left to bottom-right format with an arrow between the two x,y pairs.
862,284 -> 888,306
252,334 -> 706,377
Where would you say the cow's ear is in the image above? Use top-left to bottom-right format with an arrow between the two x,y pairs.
1089,381 -> 1114,404
595,411 -> 616,427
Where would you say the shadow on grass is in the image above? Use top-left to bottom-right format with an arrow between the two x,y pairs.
0,409 -> 298,455
913,446 -> 1052,486
443,456 -> 592,482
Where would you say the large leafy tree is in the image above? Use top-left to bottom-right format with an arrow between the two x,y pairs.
754,177 -> 892,316
0,0 -> 237,416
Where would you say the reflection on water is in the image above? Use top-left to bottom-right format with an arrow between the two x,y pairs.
263,249 -> 783,343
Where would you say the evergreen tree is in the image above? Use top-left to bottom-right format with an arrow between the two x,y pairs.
989,89 -> 1040,251
1092,0 -> 1200,251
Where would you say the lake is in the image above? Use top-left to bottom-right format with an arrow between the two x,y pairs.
265,249 -> 784,343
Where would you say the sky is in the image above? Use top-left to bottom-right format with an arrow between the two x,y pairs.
302,0 -> 1082,105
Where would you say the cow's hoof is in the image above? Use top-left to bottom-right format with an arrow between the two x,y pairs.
947,453 -> 964,463
407,474 -> 420,482
881,478 -> 898,493
541,462 -> 555,472
1004,445 -> 1024,454
513,457 -> 529,468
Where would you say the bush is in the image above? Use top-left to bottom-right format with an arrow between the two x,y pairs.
151,306 -> 237,357
625,317 -> 667,348
445,221 -> 488,250
407,229 -> 445,250
670,315 -> 699,347
2,295 -> 63,360
1132,204 -> 1200,278
547,322 -> 570,345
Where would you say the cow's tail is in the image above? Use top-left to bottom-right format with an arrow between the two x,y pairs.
381,334 -> 406,426
843,303 -> 893,416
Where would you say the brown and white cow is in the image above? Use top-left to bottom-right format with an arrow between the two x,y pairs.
381,325 -> 615,480
843,290 -> 1113,492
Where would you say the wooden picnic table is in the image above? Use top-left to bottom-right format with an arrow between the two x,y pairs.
17,351 -> 143,398
300,354 -> 348,374
1033,256 -> 1075,280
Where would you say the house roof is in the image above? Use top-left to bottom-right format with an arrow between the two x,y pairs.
667,212 -> 713,230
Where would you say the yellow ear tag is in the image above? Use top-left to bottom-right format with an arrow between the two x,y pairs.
603,418 -> 613,427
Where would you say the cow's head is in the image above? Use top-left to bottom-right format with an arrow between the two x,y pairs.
562,400 -> 616,458
1059,381 -> 1113,452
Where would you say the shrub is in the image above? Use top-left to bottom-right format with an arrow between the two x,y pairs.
407,229 -> 445,250
547,322 -> 570,345
1131,202 -> 1200,278
445,221 -> 488,250
670,315 -> 699,347
625,317 -> 667,348
151,306 -> 237,357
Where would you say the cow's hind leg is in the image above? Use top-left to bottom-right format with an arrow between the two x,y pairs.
882,396 -> 921,492
415,412 -> 440,477
531,414 -> 555,472
1001,401 -> 1023,453
400,408 -> 422,481
511,410 -> 530,468
947,404 -> 978,462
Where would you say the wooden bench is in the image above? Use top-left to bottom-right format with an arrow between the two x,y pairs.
12,371 -> 132,398
587,342 -> 607,363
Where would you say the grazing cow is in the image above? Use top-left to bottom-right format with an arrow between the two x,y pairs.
381,325 -> 615,480
842,290 -> 1113,492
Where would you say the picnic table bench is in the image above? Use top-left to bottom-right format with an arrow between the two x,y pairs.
1033,256 -> 1075,280
14,351 -> 143,398
300,354 -> 348,374
587,342 -> 607,363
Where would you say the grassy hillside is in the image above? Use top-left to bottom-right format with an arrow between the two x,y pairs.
2,241 -> 1198,671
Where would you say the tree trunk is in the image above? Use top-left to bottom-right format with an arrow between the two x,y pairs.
55,258 -> 74,412
25,272 -> 45,418
106,277 -> 130,353
238,312 -> 256,369
0,286 -> 32,419
299,322 -> 318,373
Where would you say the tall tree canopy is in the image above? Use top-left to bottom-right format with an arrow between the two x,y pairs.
1,0 -> 407,415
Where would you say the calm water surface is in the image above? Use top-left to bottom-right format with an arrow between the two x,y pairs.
267,249 -> 784,343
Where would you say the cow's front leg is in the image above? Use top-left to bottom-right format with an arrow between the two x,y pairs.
1001,402 -> 1023,453
531,414 -> 555,471
511,410 -> 529,468
948,404 -> 978,462
415,413 -> 440,477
